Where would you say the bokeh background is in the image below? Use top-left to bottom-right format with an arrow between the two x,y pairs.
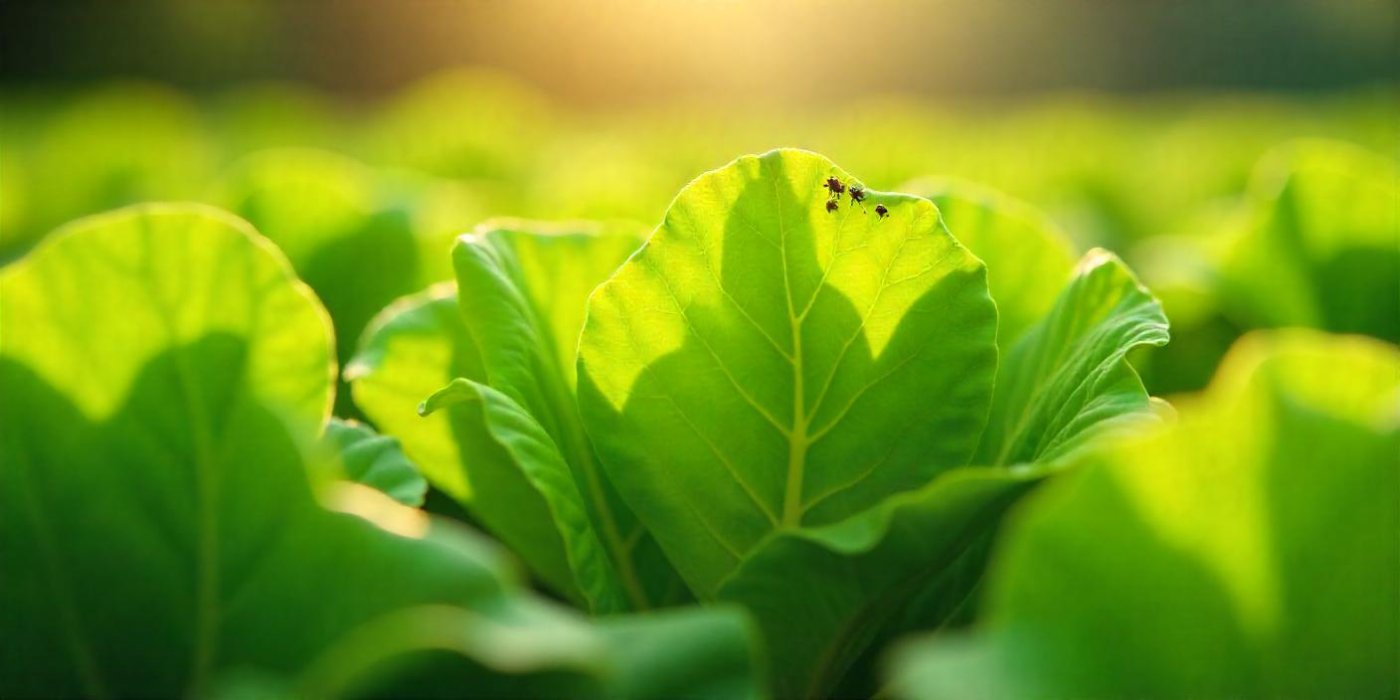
2,0 -> 1396,397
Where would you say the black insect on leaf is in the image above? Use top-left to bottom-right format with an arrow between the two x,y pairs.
825,199 -> 840,213
874,204 -> 888,218
823,176 -> 846,196
848,185 -> 866,204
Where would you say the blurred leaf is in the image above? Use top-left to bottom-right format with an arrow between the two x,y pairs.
13,84 -> 213,257
0,205 -> 500,696
890,330 -> 1399,700
215,600 -> 764,700
321,418 -> 428,506
577,149 -> 998,598
1220,139 -> 1399,343
975,249 -> 1170,465
210,83 -> 345,155
209,148 -> 427,414
373,69 -> 551,181
0,204 -> 764,700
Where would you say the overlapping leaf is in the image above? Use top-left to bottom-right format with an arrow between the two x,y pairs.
891,330 -> 1399,699
713,243 -> 1168,698
0,205 -> 763,699
320,418 -> 428,506
1218,140 -> 1398,343
578,149 -> 1000,598
903,178 -> 1076,350
352,220 -> 687,611
210,149 -> 482,414
974,249 -> 1169,466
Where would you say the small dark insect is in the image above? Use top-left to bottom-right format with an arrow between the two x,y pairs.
825,199 -> 840,213
874,204 -> 889,218
823,176 -> 846,195
848,186 -> 866,204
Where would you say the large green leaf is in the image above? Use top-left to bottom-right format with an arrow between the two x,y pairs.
0,204 -> 764,699
1219,139 -> 1399,343
0,204 -> 333,424
320,418 -> 428,506
902,178 -> 1076,351
974,249 -> 1169,466
577,149 -> 999,598
0,205 -> 498,695
713,248 -> 1168,698
890,330 -> 1399,699
450,219 -> 689,610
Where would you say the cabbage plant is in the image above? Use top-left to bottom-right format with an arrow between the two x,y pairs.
353,149 -> 1169,697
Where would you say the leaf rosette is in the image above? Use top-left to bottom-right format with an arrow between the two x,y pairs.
354,149 -> 1169,697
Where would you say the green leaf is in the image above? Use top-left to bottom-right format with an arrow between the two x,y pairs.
0,204 -> 764,700
974,249 -> 1169,466
890,330 -> 1400,700
216,600 -> 765,700
418,378 -> 629,613
733,249 -> 1170,697
903,178 -> 1076,350
577,149 -> 999,598
711,249 -> 1166,698
351,222 -> 687,611
0,204 -> 505,696
348,285 -> 620,611
1219,139 -> 1399,343
717,467 -> 1046,698
209,148 -> 428,415
0,204 -> 333,426
320,418 -> 428,506
450,219 -> 689,610
346,285 -> 483,501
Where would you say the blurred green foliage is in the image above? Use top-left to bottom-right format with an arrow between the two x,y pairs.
0,70 -> 1395,699
890,330 -> 1399,699
2,78 -> 1392,405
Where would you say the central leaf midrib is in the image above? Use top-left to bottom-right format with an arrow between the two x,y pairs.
773,166 -> 809,528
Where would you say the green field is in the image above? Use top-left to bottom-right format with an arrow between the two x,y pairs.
1,63 -> 1396,699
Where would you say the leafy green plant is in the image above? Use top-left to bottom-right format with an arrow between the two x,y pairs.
355,149 -> 1169,697
350,219 -> 689,613
1135,139 -> 1398,394
0,204 -> 762,699
890,330 -> 1398,699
